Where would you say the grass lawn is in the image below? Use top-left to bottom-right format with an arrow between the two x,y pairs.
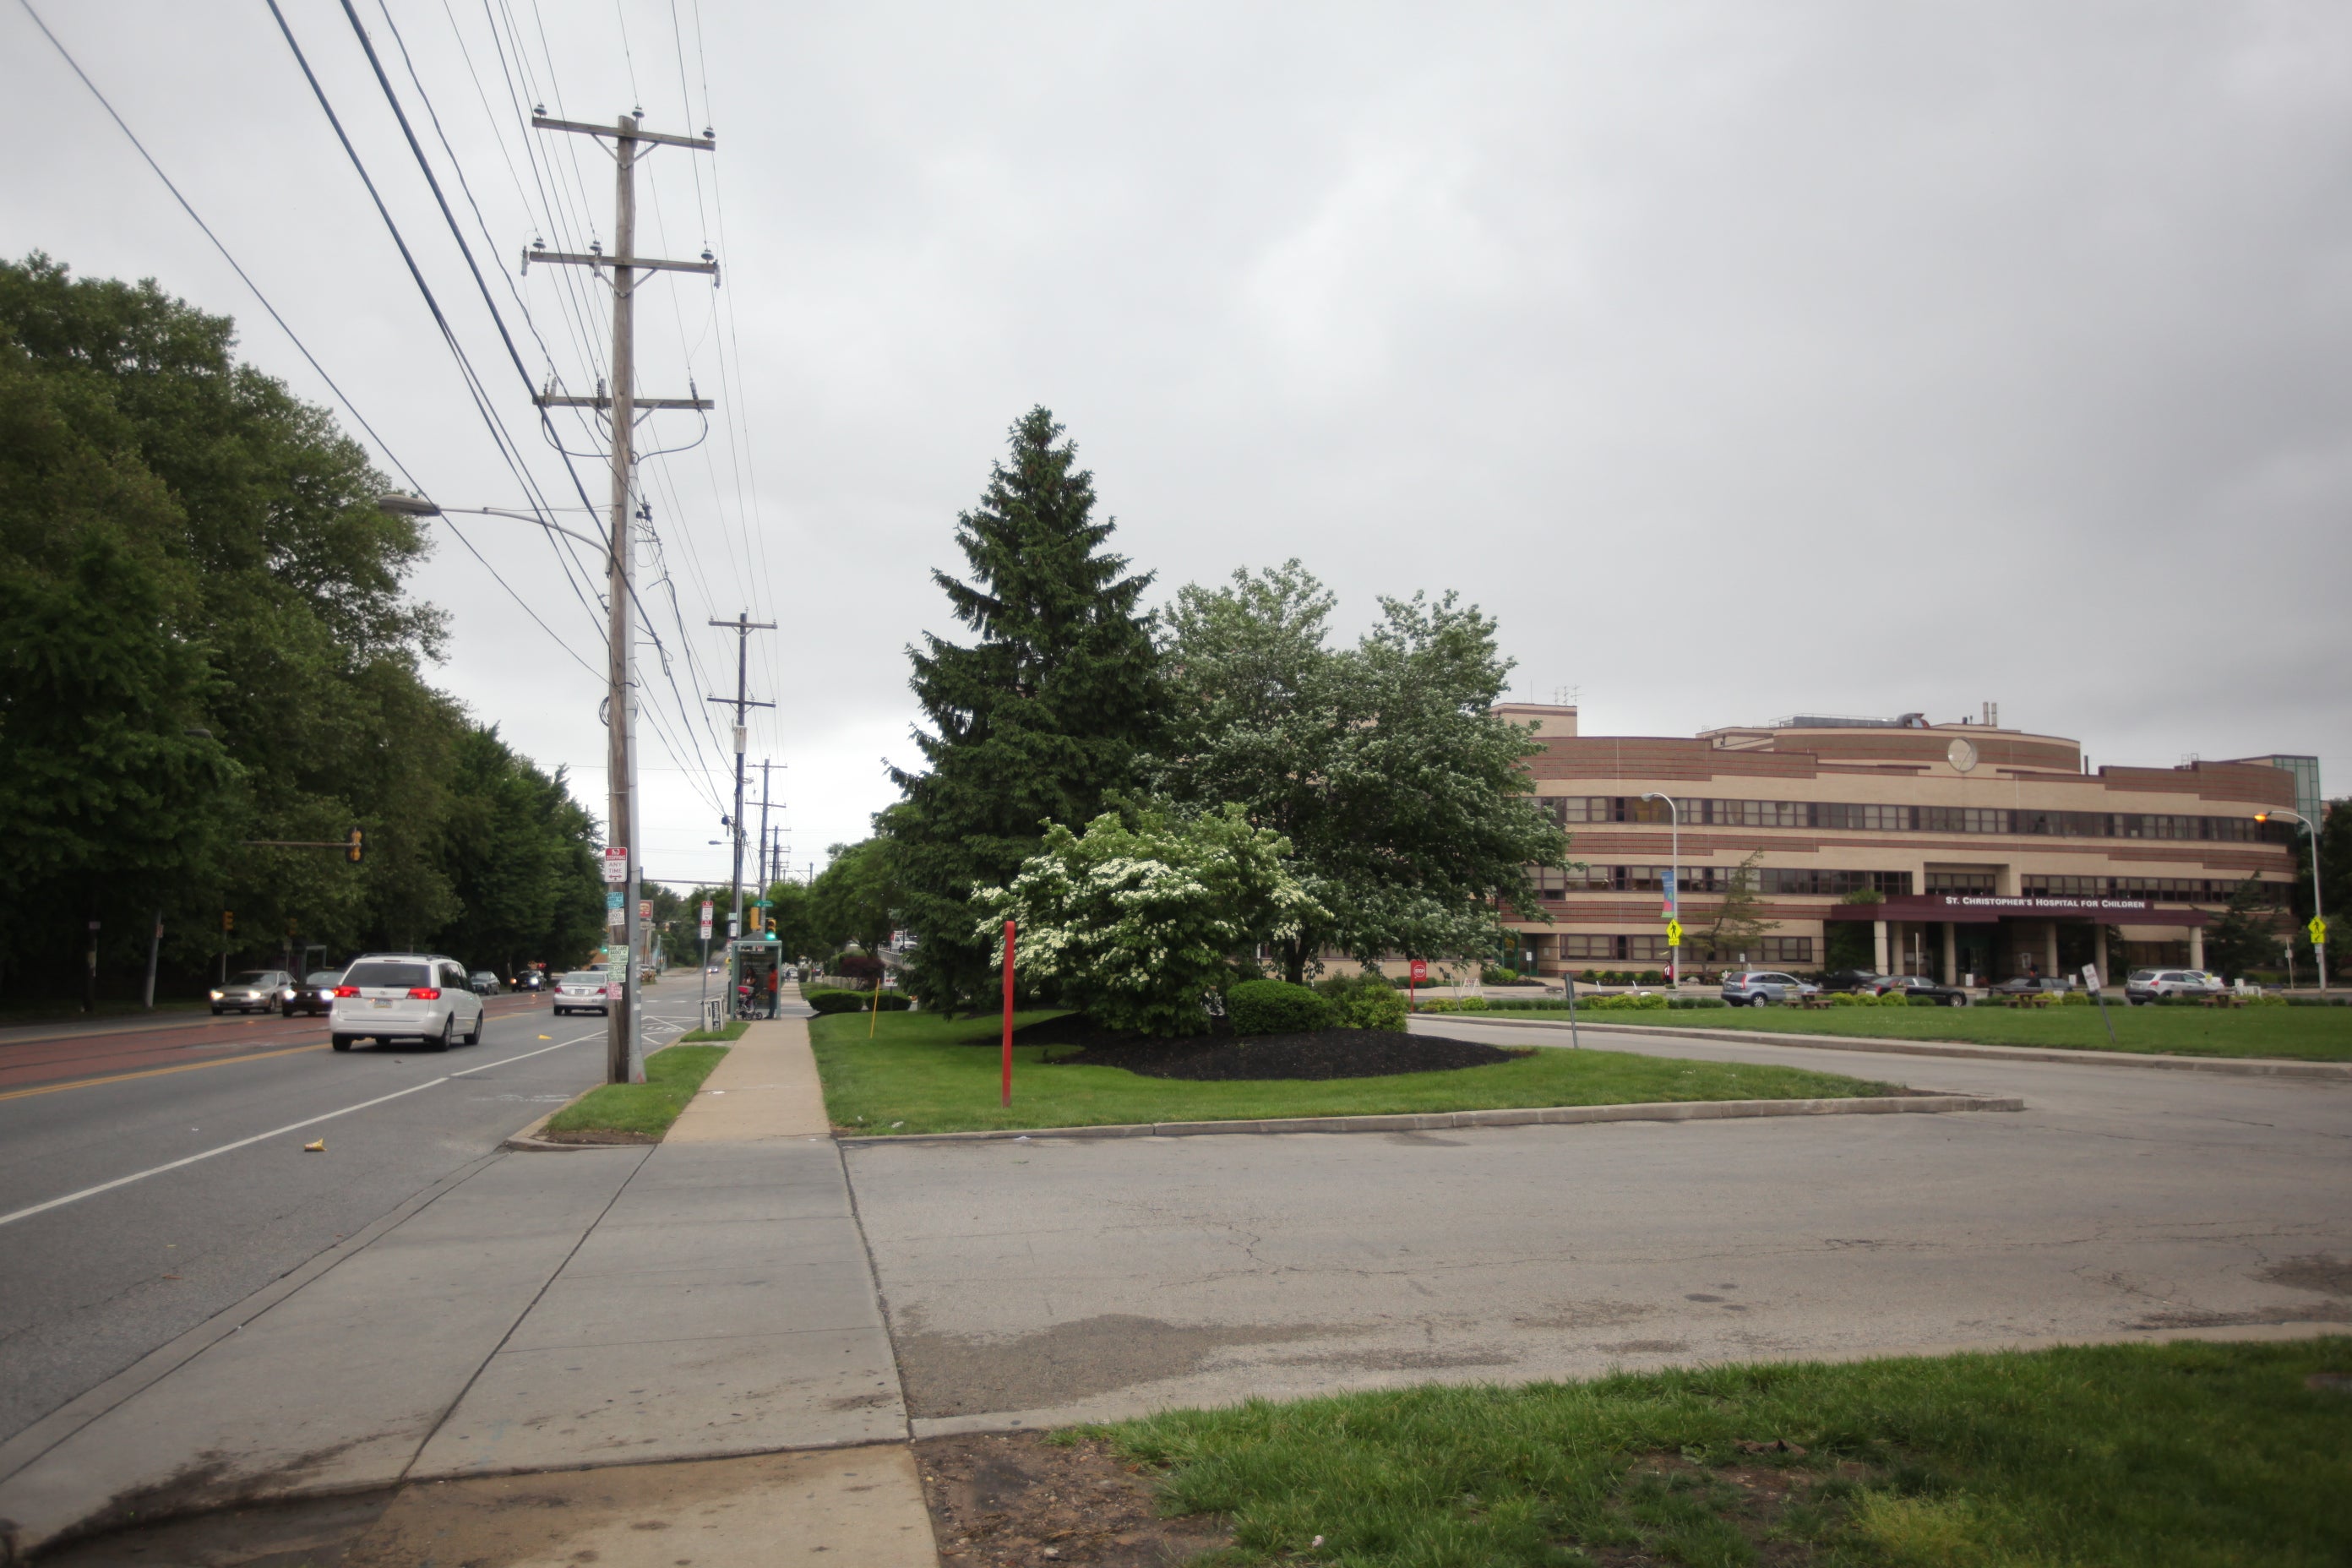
1492,1003 -> 2352,1062
810,1010 -> 1893,1135
1099,1337 -> 2352,1567
678,1018 -> 749,1043
542,1043 -> 727,1139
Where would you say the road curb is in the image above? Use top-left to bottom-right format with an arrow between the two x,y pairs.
836,1092 -> 2021,1146
1430,1015 -> 2352,1078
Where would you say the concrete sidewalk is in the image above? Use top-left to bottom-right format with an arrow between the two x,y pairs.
0,1004 -> 934,1565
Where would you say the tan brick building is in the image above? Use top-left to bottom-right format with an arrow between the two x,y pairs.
1496,703 -> 2305,983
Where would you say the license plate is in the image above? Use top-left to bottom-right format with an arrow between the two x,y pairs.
373,999 -> 393,1010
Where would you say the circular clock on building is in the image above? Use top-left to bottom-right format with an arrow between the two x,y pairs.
1947,738 -> 1979,773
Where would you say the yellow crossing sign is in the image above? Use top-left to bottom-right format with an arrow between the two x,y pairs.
1665,918 -> 1683,947
2311,916 -> 2328,947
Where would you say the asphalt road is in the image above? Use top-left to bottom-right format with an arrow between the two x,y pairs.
846,1020 -> 2352,1431
0,988 -> 707,1446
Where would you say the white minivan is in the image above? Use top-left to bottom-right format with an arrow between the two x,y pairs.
330,953 -> 486,1052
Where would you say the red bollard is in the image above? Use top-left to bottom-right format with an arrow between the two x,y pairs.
1000,920 -> 1015,1108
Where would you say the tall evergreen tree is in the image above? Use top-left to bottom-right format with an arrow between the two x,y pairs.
887,407 -> 1161,1010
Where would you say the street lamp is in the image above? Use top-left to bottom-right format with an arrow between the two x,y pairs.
374,494 -> 608,551
1641,792 -> 1681,988
378,492 -> 643,1086
2256,810 -> 2328,997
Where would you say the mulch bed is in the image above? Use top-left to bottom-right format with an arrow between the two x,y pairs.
915,1431 -> 1230,1567
1019,1017 -> 1531,1081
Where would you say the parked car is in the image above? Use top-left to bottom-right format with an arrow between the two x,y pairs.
328,954 -> 485,1052
1872,973 -> 1972,1007
210,969 -> 294,1015
469,970 -> 504,996
1989,976 -> 2072,999
2125,968 -> 2226,1004
279,970 -> 341,1017
552,970 -> 616,1017
1820,969 -> 1886,994
1720,971 -> 1820,1006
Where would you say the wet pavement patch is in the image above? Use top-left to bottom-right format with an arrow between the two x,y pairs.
891,1312 -> 1343,1418
916,1429 -> 1231,1568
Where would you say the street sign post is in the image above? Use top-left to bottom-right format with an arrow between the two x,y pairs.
1408,957 -> 1428,1013
2081,962 -> 2115,1043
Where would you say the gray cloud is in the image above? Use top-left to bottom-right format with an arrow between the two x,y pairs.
10,1 -> 2348,883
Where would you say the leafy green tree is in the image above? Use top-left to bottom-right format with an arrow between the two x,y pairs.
976,804 -> 1323,1037
1153,562 -> 1568,982
2204,878 -> 2287,983
886,408 -> 1162,1010
1823,889 -> 1884,972
2284,799 -> 2351,977
760,879 -> 819,964
811,838 -> 903,960
0,254 -> 599,998
434,728 -> 603,977
1697,850 -> 1779,967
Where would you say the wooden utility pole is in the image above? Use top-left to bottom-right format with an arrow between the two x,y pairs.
530,111 -> 716,1085
707,614 -> 776,972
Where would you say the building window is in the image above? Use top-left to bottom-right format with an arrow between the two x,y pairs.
1758,937 -> 1816,964
1925,871 -> 1999,895
1561,796 -> 2292,844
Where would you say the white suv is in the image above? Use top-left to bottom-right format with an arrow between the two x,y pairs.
2125,968 -> 2226,1004
329,954 -> 486,1052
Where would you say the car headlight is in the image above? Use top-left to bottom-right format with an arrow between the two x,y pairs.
209,990 -> 223,1000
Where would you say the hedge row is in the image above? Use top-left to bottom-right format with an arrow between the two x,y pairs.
805,988 -> 913,1015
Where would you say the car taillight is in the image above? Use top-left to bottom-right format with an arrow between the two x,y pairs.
408,987 -> 442,1000
334,986 -> 359,998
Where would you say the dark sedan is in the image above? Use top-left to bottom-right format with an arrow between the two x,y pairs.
1873,973 -> 1972,1007
282,969 -> 342,1016
1821,969 -> 1886,994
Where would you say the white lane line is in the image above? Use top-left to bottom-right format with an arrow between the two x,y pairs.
0,1026 -> 613,1231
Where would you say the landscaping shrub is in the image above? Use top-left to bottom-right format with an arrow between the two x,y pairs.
1481,966 -> 1521,985
1227,978 -> 1334,1035
1879,991 -> 1911,1007
1667,995 -> 1729,1009
1587,992 -> 1668,1011
1454,995 -> 1489,1011
1315,972 -> 1408,1031
805,988 -> 912,1015
1638,969 -> 1665,985
2061,991 -> 2092,1005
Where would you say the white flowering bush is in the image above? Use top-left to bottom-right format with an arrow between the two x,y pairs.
972,804 -> 1325,1037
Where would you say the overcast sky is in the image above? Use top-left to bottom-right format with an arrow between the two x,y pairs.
12,1 -> 2351,885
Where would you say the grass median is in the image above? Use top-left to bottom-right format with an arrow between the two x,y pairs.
1093,1337 -> 2352,1566
1482,1003 -> 2352,1061
541,1043 -> 728,1142
810,1010 -> 1894,1136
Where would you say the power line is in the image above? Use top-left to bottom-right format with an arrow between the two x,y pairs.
18,0 -> 605,689
14,0 -> 420,493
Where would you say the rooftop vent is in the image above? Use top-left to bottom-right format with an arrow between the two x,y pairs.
1770,712 -> 1930,730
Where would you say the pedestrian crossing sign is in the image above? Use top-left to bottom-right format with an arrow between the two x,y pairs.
1665,918 -> 1683,947
2312,916 -> 2328,947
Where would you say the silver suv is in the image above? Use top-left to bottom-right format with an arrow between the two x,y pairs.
329,954 -> 485,1051
1721,971 -> 1821,1006
2125,968 -> 2225,1004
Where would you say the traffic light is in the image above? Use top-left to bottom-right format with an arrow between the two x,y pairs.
222,909 -> 235,933
346,827 -> 365,863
